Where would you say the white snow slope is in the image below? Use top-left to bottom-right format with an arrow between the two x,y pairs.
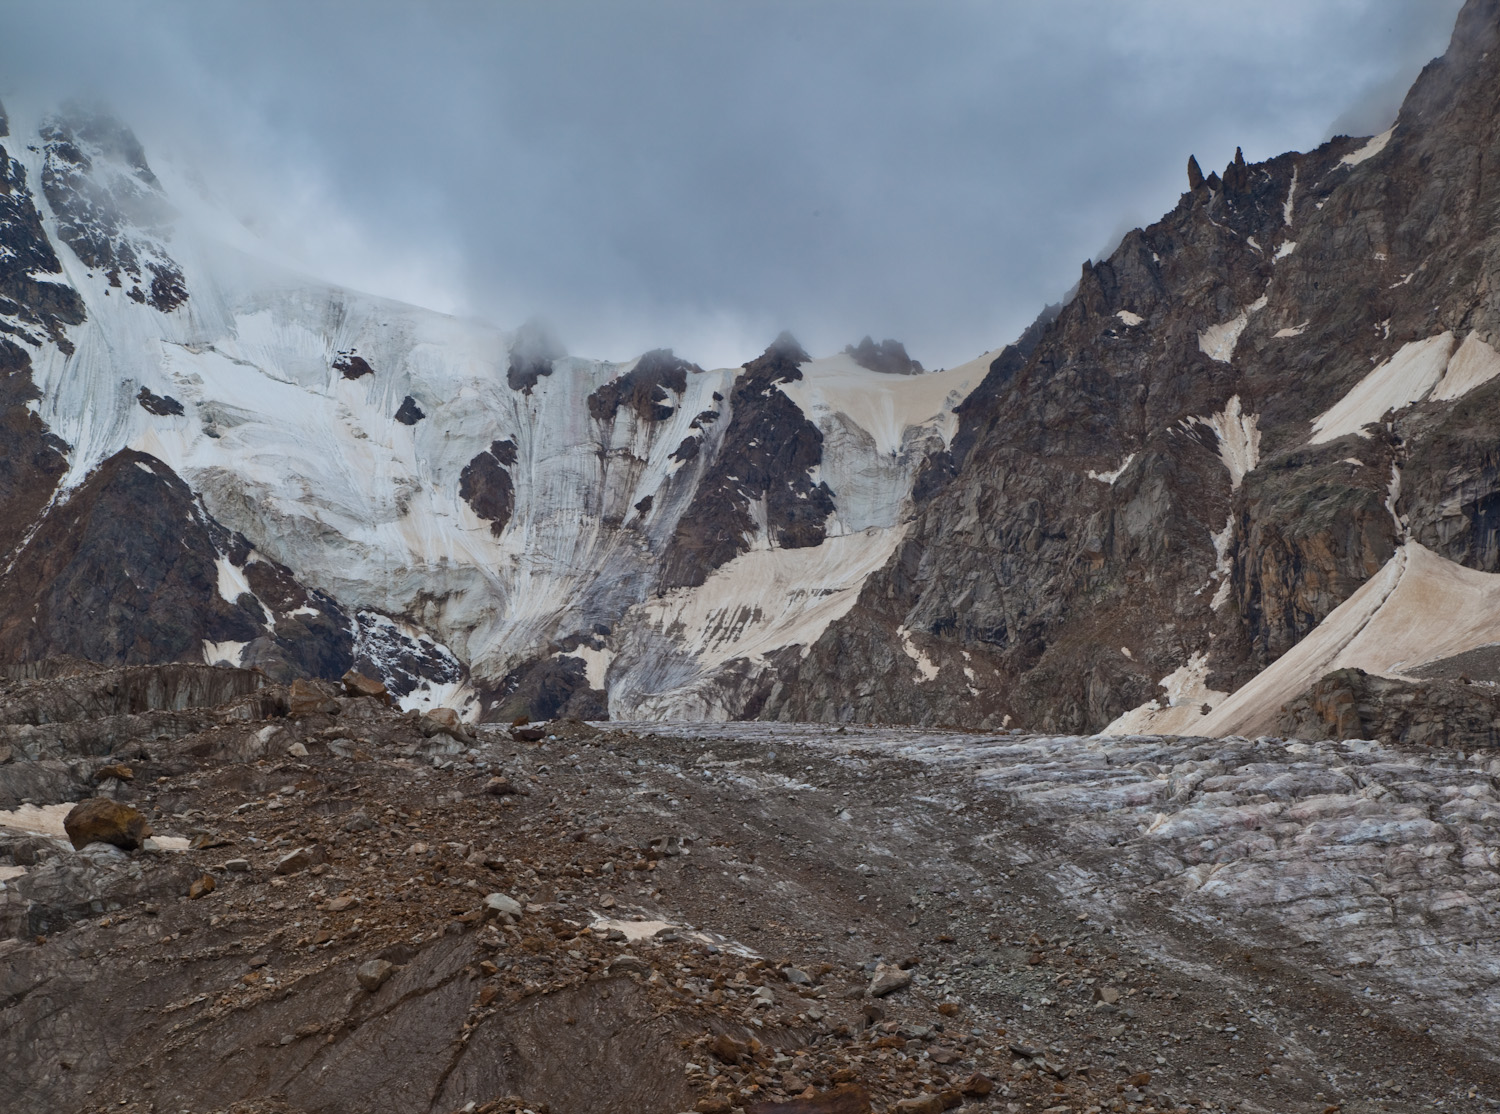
4,110 -> 982,720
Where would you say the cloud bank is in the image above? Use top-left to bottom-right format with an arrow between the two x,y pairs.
0,0 -> 1466,368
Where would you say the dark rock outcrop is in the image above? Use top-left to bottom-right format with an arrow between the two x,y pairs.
506,318 -> 565,394
483,651 -> 607,723
1276,667 -> 1500,749
659,333 -> 835,589
334,353 -> 374,380
136,385 -> 184,416
459,440 -> 517,536
844,336 -> 923,375
0,449 -> 354,683
394,395 -> 425,424
587,348 -> 698,423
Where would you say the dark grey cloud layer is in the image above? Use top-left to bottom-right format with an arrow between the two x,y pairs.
0,1 -> 1467,368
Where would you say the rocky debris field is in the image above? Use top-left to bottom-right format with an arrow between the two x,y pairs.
0,663 -> 1495,1114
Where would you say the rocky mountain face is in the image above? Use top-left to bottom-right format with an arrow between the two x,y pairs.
764,0 -> 1500,739
0,95 -> 991,723
0,0 -> 1498,745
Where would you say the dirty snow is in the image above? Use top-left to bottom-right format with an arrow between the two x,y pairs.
0,802 -> 72,839
1201,542 -> 1500,737
1430,331 -> 1500,401
1188,395 -> 1260,489
897,625 -> 940,683
1086,453 -> 1136,485
1115,310 -> 1143,327
1340,127 -> 1395,168
1274,323 -> 1308,339
1103,649 -> 1229,735
1309,332 -> 1455,444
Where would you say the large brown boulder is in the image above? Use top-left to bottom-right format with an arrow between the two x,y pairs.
63,798 -> 152,851
340,669 -> 391,705
289,677 -> 340,717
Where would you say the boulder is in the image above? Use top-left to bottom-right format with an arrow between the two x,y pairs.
510,725 -> 546,742
356,958 -> 394,991
93,764 -> 133,782
340,669 -> 391,704
867,962 -> 912,998
187,874 -> 215,899
419,707 -> 474,743
288,678 -> 340,717
482,892 -> 522,919
63,798 -> 152,851
274,846 -> 323,875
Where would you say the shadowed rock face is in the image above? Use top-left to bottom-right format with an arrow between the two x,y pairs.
843,336 -> 923,376
459,439 -> 519,536
0,449 -> 354,683
587,348 -> 698,423
659,333 -> 835,589
394,395 -> 425,425
765,0 -> 1500,734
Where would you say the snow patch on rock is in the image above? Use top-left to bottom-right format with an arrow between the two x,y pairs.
1309,332 -> 1456,443
898,625 -> 940,684
1087,453 -> 1136,485
1104,650 -> 1229,736
1340,127 -> 1395,168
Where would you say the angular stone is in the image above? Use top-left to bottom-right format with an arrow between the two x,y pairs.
960,1073 -> 993,1097
356,959 -> 394,991
93,764 -> 133,782
891,1096 -> 945,1114
482,892 -> 522,919
289,678 -> 340,718
187,874 -> 215,899
63,798 -> 152,851
274,846 -> 319,875
340,669 -> 390,704
867,962 -> 912,997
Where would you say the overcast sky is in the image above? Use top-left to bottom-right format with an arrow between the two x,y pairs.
0,1 -> 1468,369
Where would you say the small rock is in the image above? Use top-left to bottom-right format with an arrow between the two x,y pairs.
356,959 -> 395,992
708,1033 -> 750,1064
929,1046 -> 962,1064
225,859 -> 251,872
510,725 -> 546,742
891,1095 -> 945,1114
63,798 -> 152,851
247,954 -> 270,968
342,810 -> 376,832
960,1073 -> 993,1097
867,962 -> 912,998
783,966 -> 813,986
188,874 -> 216,899
274,846 -> 320,875
325,895 -> 359,912
190,833 -> 232,850
483,892 -> 523,919
484,775 -> 526,796
340,669 -> 391,704
93,764 -> 134,782
286,742 -> 309,758
1095,985 -> 1120,1005
609,954 -> 650,976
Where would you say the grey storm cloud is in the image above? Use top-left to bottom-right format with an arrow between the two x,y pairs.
0,0 -> 1468,369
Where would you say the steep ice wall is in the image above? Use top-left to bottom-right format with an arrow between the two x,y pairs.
0,105 -> 979,718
